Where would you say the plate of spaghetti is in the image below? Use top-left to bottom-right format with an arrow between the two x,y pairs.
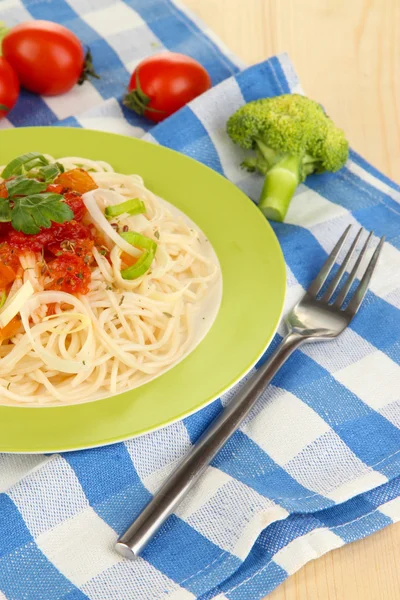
0,127 -> 285,452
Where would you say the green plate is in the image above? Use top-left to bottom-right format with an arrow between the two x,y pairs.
0,127 -> 286,453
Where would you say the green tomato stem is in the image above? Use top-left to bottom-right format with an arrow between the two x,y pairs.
123,68 -> 166,116
78,48 -> 100,85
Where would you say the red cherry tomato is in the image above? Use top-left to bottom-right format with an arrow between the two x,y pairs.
2,21 -> 97,96
0,57 -> 19,118
124,52 -> 211,123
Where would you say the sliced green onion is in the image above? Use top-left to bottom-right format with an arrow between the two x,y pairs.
2,152 -> 49,179
120,231 -> 157,252
0,290 -> 6,309
105,198 -> 145,219
37,162 -> 65,182
119,231 -> 157,280
121,251 -> 155,280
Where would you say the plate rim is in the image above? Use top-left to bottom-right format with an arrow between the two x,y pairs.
0,127 -> 286,453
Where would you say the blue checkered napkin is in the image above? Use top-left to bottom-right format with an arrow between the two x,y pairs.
1,1 -> 400,599
0,0 -> 240,131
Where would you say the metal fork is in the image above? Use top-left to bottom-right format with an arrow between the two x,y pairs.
116,225 -> 385,559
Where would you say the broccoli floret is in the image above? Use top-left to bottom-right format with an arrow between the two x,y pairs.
227,94 -> 349,221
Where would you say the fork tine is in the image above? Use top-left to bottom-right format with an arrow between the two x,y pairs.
333,230 -> 374,307
322,227 -> 364,302
346,236 -> 385,315
307,225 -> 352,297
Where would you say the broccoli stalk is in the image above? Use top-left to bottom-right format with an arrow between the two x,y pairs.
259,153 -> 300,221
227,94 -> 349,221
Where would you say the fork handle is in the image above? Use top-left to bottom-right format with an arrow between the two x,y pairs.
115,331 -> 304,559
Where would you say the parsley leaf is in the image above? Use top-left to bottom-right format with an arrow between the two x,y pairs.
11,193 -> 74,234
1,154 -> 74,234
0,198 -> 11,222
6,176 -> 47,197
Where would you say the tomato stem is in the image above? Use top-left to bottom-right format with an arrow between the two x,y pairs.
0,21 -> 8,50
123,68 -> 166,116
78,48 -> 100,85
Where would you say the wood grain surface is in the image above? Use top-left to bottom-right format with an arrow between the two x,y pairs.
183,1 -> 400,598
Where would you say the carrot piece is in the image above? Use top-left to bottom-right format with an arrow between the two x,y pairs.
120,252 -> 138,268
0,264 -> 16,287
0,316 -> 21,342
55,168 -> 98,194
0,182 -> 8,198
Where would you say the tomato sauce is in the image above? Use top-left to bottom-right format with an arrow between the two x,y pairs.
0,242 -> 22,273
47,253 -> 92,294
0,188 -> 96,295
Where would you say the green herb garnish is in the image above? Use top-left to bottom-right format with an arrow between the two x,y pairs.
6,176 -> 47,197
0,154 -> 74,234
105,198 -> 146,219
119,231 -> 157,280
2,152 -> 49,179
37,162 -> 65,182
11,193 -> 73,235
120,231 -> 157,252
0,198 -> 11,222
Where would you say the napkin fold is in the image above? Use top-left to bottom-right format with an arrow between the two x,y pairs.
1,1 -> 400,599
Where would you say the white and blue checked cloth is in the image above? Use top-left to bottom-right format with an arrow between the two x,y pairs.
1,1 -> 400,599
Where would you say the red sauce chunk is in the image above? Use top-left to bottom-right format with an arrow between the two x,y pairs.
45,183 -> 64,195
45,185 -> 87,222
0,189 -> 95,295
7,220 -> 92,253
0,241 -> 22,273
0,171 -> 101,328
48,254 -> 92,294
63,192 -> 87,222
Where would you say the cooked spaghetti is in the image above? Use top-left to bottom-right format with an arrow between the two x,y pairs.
0,153 -> 221,405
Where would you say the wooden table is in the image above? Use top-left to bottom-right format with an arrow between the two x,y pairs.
184,1 -> 400,598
